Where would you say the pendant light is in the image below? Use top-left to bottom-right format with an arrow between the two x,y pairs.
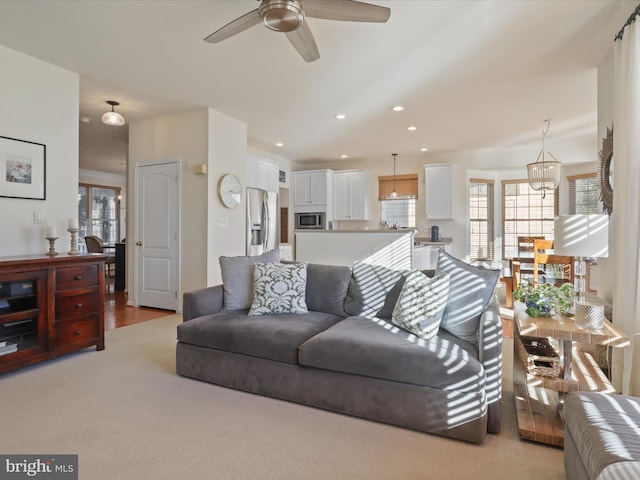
101,100 -> 126,126
390,153 -> 398,198
527,119 -> 561,197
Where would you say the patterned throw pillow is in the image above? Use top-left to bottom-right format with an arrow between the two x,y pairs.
391,271 -> 450,340
249,262 -> 309,315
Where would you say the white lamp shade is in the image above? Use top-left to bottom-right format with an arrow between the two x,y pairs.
553,214 -> 609,258
101,111 -> 125,126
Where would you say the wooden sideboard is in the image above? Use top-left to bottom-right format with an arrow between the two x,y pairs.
0,254 -> 106,374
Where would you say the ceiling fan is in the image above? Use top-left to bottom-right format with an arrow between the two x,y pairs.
204,0 -> 391,63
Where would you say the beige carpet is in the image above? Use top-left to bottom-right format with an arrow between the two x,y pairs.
0,316 -> 565,480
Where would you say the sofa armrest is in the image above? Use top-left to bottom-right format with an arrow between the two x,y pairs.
182,285 -> 224,321
478,294 -> 503,433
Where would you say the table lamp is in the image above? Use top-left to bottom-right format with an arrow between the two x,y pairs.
553,214 -> 609,304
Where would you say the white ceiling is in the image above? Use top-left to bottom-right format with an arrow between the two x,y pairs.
0,0 -> 636,175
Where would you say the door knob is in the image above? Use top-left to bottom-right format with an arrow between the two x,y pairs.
136,241 -> 142,246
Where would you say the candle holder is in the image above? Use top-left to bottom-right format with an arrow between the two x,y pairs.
46,237 -> 58,256
67,228 -> 80,255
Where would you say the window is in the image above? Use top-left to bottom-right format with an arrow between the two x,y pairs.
380,199 -> 416,228
469,179 -> 494,260
378,174 -> 418,229
78,184 -> 120,251
568,173 -> 600,214
502,180 -> 558,259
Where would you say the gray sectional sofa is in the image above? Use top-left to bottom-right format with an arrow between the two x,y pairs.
176,250 -> 503,444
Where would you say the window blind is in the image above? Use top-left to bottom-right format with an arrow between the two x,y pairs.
378,174 -> 418,200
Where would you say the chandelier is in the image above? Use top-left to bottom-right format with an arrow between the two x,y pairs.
527,119 -> 561,196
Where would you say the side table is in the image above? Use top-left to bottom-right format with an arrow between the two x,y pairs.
513,301 -> 629,447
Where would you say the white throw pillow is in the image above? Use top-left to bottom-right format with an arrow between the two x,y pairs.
249,262 -> 308,315
391,271 -> 450,340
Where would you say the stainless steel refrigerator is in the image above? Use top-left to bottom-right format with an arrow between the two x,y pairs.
246,187 -> 279,256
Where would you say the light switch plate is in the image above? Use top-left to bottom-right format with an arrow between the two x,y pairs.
33,210 -> 44,224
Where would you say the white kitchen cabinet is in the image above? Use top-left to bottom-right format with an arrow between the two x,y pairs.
292,170 -> 332,208
424,164 -> 454,219
333,169 -> 370,221
247,156 -> 279,193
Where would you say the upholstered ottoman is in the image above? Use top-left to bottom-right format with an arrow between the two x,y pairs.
564,392 -> 640,480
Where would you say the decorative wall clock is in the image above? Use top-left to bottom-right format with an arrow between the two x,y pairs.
217,174 -> 242,209
598,125 -> 613,216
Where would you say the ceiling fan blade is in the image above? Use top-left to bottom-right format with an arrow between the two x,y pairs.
204,9 -> 262,43
303,0 -> 390,23
286,22 -> 320,62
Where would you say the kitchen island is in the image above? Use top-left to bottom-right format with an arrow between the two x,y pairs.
294,229 -> 415,270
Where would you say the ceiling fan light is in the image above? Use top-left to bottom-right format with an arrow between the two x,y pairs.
260,0 -> 304,32
101,100 -> 125,126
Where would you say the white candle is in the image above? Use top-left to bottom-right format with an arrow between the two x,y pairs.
46,226 -> 57,238
68,218 -> 79,229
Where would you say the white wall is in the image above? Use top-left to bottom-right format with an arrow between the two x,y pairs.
206,109 -> 248,286
0,46 -> 79,256
128,108 -> 247,298
595,47 -> 615,304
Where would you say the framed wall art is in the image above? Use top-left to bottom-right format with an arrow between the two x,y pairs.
0,135 -> 46,200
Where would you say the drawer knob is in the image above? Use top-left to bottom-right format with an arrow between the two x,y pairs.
76,303 -> 83,308
75,330 -> 81,336
75,275 -> 83,280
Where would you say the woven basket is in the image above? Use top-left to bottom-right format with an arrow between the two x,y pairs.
517,335 -> 560,378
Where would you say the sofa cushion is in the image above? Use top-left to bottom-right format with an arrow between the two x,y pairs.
391,271 -> 450,340
436,250 -> 500,344
305,263 -> 351,317
219,249 -> 280,310
344,262 -> 408,317
177,310 -> 343,364
299,316 -> 484,391
249,262 -> 308,315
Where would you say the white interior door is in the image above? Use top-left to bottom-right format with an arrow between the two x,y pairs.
134,160 -> 180,310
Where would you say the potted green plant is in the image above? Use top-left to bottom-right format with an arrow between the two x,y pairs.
513,281 -> 575,317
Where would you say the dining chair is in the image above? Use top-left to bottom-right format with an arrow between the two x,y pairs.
84,235 -> 116,281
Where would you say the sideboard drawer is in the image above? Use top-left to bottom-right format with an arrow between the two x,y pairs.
56,292 -> 99,320
56,265 -> 99,291
55,316 -> 98,348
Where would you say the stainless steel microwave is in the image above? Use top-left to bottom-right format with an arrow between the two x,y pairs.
295,212 -> 325,229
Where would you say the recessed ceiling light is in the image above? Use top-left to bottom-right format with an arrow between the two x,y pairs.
407,126 -> 417,131
420,147 -> 428,152
276,142 -> 284,147
335,113 -> 347,120
392,106 -> 404,112
340,154 -> 348,158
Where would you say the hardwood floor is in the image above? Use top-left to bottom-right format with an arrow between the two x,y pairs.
104,289 -> 177,330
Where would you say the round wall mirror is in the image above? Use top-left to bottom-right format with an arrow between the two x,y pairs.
598,125 -> 613,215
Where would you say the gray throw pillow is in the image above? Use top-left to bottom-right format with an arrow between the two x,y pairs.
219,249 -> 280,310
391,271 -> 450,340
249,262 -> 308,315
344,261 -> 408,318
305,263 -> 352,316
436,249 -> 500,344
